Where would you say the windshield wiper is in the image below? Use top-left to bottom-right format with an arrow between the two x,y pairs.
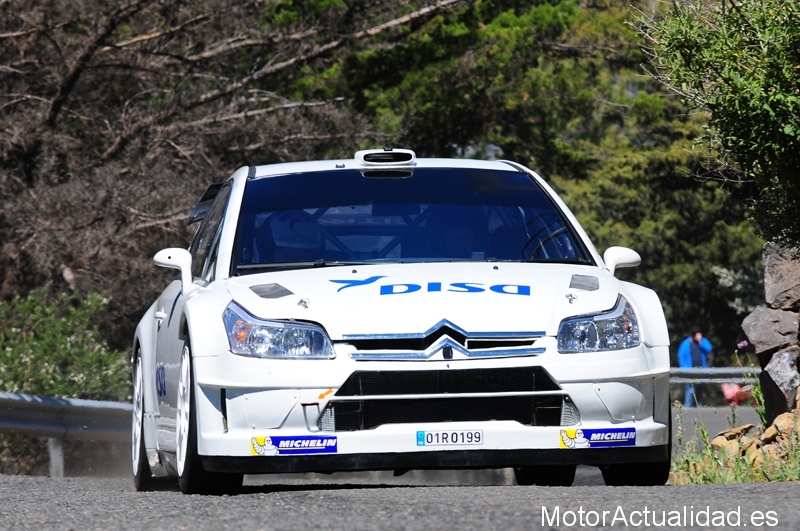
237,260 -> 369,272
522,257 -> 593,265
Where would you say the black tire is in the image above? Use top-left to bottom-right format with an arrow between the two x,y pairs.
601,413 -> 672,486
177,343 -> 243,495
514,465 -> 576,486
600,459 -> 670,486
132,353 -> 158,491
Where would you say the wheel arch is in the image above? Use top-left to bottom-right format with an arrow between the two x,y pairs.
132,305 -> 162,466
133,305 -> 159,418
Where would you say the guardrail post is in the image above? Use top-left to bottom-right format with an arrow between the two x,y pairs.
48,437 -> 64,478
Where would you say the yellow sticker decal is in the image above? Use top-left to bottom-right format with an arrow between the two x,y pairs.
251,436 -> 279,456
559,428 -> 591,449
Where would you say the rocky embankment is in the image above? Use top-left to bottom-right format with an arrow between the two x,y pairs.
742,243 -> 800,424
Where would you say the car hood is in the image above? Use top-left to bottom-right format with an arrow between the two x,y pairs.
226,262 -> 621,339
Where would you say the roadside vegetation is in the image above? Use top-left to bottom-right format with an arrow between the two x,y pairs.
671,406 -> 800,484
671,372 -> 800,484
0,285 -> 129,474
636,0 -> 800,251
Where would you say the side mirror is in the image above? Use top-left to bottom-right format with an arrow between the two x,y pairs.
603,246 -> 641,276
154,248 -> 198,296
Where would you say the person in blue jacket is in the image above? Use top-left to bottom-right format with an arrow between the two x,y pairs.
677,326 -> 713,406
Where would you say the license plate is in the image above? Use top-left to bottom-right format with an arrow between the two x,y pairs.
416,430 -> 483,446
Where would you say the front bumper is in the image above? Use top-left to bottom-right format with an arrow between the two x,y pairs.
199,418 -> 668,474
188,342 -> 670,473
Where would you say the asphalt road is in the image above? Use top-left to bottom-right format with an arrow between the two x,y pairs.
1,406 -> 787,530
2,470 -> 798,531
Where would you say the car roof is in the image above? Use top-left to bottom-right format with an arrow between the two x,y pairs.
238,157 -> 522,182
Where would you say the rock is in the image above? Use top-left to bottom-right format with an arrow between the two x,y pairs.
764,243 -> 800,310
760,411 -> 799,446
741,307 -> 798,366
771,411 -> 799,439
739,435 -> 758,452
671,470 -> 693,485
746,445 -> 763,468
761,424 -> 779,444
760,369 -> 791,428
763,444 -> 782,463
722,439 -> 740,460
711,435 -> 728,449
711,435 -> 740,464
714,424 -> 755,441
764,346 -> 800,416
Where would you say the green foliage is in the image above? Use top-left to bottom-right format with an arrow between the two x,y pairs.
559,125 -> 764,349
264,0 -> 348,28
308,0 -> 764,348
671,406 -> 800,484
0,285 -> 130,401
637,0 -> 800,249
748,366 -> 767,428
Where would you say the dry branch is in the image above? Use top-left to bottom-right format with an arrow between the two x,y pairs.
106,13 -> 211,49
45,0 -> 155,127
101,0 -> 462,157
185,29 -> 319,61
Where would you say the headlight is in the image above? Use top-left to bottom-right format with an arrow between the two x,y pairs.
557,296 -> 640,353
222,302 -> 335,359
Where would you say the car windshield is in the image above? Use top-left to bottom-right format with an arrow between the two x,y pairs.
232,167 -> 592,272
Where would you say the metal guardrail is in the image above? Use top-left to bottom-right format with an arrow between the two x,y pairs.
0,368 -> 763,478
0,391 -> 131,477
669,366 -> 761,384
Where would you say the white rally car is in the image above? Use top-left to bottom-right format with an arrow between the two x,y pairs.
131,149 -> 671,494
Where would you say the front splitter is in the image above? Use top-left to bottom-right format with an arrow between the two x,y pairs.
201,446 -> 669,474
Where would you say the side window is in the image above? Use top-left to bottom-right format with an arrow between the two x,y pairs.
189,185 -> 231,278
201,223 -> 224,282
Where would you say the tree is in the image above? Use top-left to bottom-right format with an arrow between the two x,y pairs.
0,0 -> 460,347
0,0 -> 765,359
309,0 -> 764,352
635,0 -> 800,249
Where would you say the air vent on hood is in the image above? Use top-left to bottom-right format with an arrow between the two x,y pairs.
569,275 -> 599,291
250,283 -> 294,299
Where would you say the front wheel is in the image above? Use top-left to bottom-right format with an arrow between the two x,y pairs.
514,465 -> 576,486
176,342 -> 243,495
600,459 -> 670,486
132,353 -> 157,491
602,410 -> 672,486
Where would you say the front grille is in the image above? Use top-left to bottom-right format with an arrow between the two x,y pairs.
347,335 -> 536,352
348,326 -> 467,351
336,366 -> 561,396
321,395 -> 564,431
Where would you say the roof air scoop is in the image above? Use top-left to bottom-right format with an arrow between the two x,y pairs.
355,148 -> 416,178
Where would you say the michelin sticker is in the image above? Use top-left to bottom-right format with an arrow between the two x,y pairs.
251,435 -> 338,456
559,428 -> 635,449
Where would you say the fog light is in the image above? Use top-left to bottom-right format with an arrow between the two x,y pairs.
560,397 -> 580,426
318,406 -> 335,431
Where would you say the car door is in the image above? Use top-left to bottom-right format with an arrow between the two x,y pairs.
155,184 -> 231,451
